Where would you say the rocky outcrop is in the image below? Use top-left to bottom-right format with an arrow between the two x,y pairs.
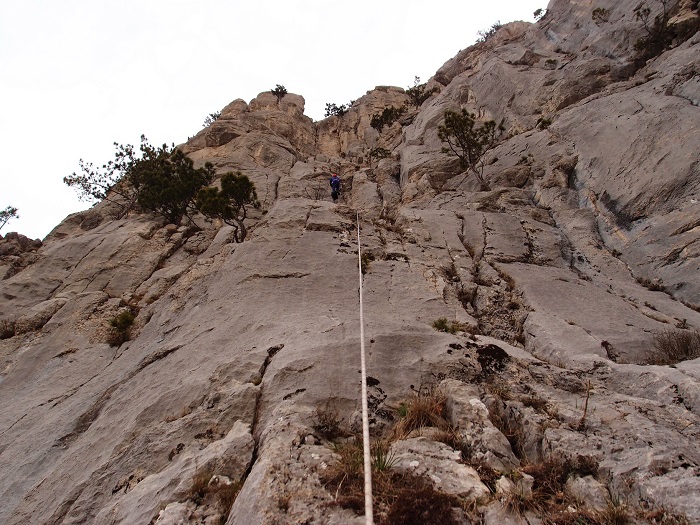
1,0 -> 700,523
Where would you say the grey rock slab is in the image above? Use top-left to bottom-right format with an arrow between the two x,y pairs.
502,262 -> 667,364
350,171 -> 382,220
14,296 -> 68,334
390,437 -> 490,500
94,421 -> 254,525
442,379 -> 519,472
565,475 -> 609,512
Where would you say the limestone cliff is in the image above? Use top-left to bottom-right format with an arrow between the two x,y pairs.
2,1 -> 700,524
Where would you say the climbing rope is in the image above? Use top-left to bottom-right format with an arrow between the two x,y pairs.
356,212 -> 374,525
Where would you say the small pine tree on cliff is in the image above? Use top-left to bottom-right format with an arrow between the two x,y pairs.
271,84 -> 288,103
133,146 -> 215,225
196,171 -> 259,242
406,76 -> 439,107
0,206 -> 19,232
438,109 -> 502,191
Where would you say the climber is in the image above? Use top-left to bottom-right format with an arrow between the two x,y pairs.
329,173 -> 341,202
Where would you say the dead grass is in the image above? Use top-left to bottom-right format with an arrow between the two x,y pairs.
457,285 -> 477,309
323,450 -> 463,525
393,387 -> 449,438
432,317 -> 468,334
521,395 -> 548,412
647,329 -> 700,365
636,276 -> 666,292
312,402 -> 347,441
188,468 -> 242,517
500,455 -> 604,523
380,476 -> 462,525
486,382 -> 512,400
640,502 -> 691,525
441,263 -> 460,282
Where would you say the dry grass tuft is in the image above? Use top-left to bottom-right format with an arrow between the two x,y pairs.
393,387 -> 449,438
324,450 -> 463,525
647,329 -> 700,365
381,475 -> 462,525
432,317 -> 468,334
188,468 -> 242,516
312,402 -> 346,441
521,395 -> 548,412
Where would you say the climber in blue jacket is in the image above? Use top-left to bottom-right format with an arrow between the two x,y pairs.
330,173 -> 341,202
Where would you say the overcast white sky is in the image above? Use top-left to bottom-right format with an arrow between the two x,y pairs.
0,0 -> 545,239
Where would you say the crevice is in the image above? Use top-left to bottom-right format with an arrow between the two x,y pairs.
241,272 -> 310,284
241,344 -> 285,487
0,413 -> 28,438
282,388 -> 306,400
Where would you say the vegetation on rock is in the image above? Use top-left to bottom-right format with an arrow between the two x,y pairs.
65,137 -> 258,233
370,106 -> 406,132
634,0 -> 700,62
438,109 -> 502,190
369,147 -> 391,168
405,76 -> 439,108
134,146 -> 215,225
107,309 -> 135,346
476,20 -> 503,43
648,328 -> 700,365
0,206 -> 19,232
324,102 -> 348,118
270,84 -> 287,102
196,171 -> 260,242
202,111 -> 221,127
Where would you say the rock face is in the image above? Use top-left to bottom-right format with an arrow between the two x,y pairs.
2,1 -> 700,524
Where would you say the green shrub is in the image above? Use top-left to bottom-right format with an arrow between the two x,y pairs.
477,21 -> 503,43
196,171 -> 259,242
107,309 -> 135,346
633,0 -> 700,62
324,102 -> 348,118
371,440 -> 398,471
592,7 -> 610,24
65,136 -> 216,224
0,206 -> 19,232
406,76 -> 439,107
370,106 -> 406,132
67,137 -> 259,233
438,109 -> 502,190
270,84 -> 287,102
369,147 -> 391,168
202,111 -> 221,127
432,317 -> 466,334
135,147 -> 215,225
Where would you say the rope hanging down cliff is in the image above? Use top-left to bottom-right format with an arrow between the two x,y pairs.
356,212 -> 374,525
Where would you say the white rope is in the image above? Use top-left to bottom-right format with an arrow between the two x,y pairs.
356,212 -> 374,525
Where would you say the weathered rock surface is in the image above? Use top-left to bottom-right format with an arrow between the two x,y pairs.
1,1 -> 700,523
